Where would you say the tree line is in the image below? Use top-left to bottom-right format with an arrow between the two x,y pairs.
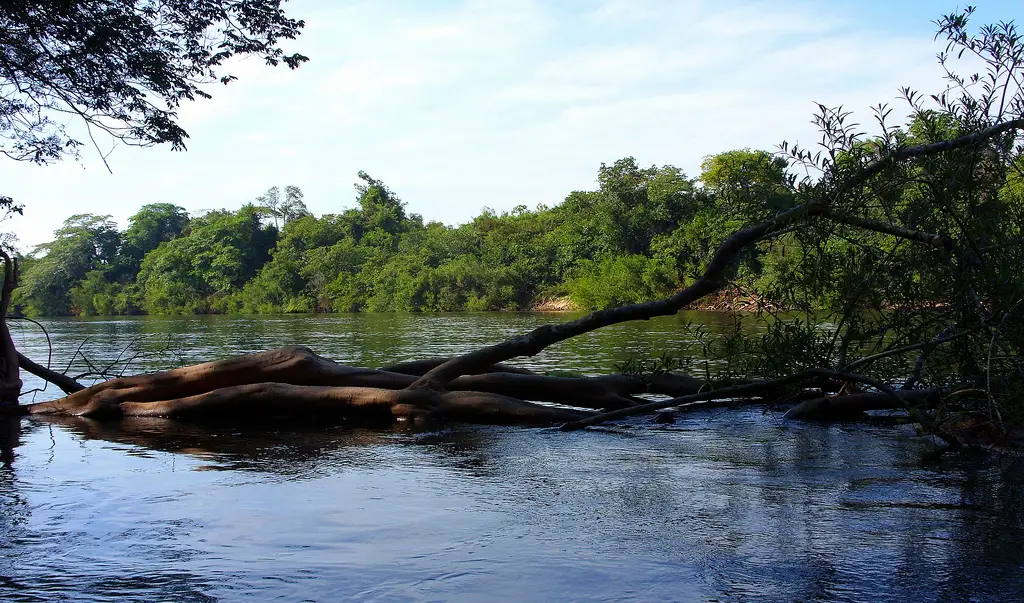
13,151 -> 801,316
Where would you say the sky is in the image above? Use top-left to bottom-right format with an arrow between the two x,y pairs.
3,0 -> 1023,250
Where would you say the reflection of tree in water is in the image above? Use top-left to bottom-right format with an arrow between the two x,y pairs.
15,415 -> 1024,602
36,415 -> 503,479
1,417 -> 18,466
929,462 -> 1024,601
0,421 -> 30,595
449,412 -> 1024,602
405,425 -> 503,477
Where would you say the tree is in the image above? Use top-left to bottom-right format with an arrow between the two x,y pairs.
9,9 -> 1024,455
281,185 -> 309,224
356,171 -> 410,238
0,198 -> 24,406
136,206 -> 276,313
699,150 -> 794,219
256,185 -> 309,229
117,203 -> 190,277
256,186 -> 283,229
16,214 -> 120,315
0,0 -> 306,169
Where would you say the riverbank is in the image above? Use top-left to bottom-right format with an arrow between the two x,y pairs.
530,289 -> 778,313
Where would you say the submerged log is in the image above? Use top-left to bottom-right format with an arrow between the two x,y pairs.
783,390 -> 939,420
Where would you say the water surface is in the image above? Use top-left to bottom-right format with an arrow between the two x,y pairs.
2,314 -> 1022,602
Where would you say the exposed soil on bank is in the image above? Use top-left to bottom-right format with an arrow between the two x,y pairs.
531,297 -> 578,312
530,289 -> 778,313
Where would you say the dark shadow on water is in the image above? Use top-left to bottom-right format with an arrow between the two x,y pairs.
0,417 -> 19,467
26,414 -> 505,479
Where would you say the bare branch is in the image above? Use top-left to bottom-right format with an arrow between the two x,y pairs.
559,367 -> 909,431
17,352 -> 83,394
841,328 -> 978,373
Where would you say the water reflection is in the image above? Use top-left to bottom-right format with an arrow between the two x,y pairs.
2,315 -> 1024,601
39,415 -> 440,475
1,414 -> 1022,601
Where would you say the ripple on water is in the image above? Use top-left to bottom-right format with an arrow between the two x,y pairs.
3,315 -> 1024,601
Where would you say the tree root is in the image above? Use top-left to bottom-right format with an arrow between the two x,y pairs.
25,347 -> 614,425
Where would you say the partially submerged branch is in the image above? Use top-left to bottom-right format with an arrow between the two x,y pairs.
410,203 -> 826,390
560,368 -> 915,431
17,352 -> 84,394
408,116 -> 1024,394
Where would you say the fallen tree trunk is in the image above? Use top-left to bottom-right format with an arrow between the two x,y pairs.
783,390 -> 940,420
24,344 -> 931,429
115,383 -> 592,425
25,346 -> 648,424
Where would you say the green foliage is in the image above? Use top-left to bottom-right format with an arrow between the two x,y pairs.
11,6 -> 1024,439
614,352 -> 686,377
17,214 -> 120,315
117,203 -> 189,279
10,145 -> 891,318
0,0 -> 306,168
699,149 -> 794,220
567,255 -> 678,310
136,205 -> 276,314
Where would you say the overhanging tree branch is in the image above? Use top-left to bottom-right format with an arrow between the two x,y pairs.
411,115 -> 1024,392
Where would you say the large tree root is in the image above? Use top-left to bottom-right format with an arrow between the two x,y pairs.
24,347 -> 651,425
23,346 -> 934,430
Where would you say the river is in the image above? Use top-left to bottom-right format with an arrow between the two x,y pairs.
1,314 -> 1022,601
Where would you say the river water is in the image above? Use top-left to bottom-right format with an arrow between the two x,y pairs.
1,314 -> 1022,602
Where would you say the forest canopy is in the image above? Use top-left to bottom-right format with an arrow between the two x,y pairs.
12,154 -> 798,316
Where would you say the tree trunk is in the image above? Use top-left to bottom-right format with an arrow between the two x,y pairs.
25,347 -> 608,425
0,251 -> 21,409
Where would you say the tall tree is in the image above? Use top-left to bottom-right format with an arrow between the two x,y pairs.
17,214 -> 120,315
356,171 -> 408,237
117,203 -> 190,277
256,186 -> 283,229
281,185 -> 309,225
136,206 -> 276,313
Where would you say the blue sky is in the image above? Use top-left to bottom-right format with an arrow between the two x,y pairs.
3,0 -> 1023,250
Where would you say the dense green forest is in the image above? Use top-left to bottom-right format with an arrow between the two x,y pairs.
12,150 -> 790,316
15,121 -> 1024,317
